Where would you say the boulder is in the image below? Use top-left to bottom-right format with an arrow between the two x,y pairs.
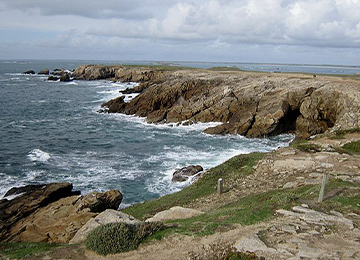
146,206 -> 203,222
47,76 -> 59,81
23,70 -> 35,74
52,69 -> 65,76
172,165 -> 203,182
0,183 -> 122,243
38,69 -> 49,75
69,209 -> 139,244
59,72 -> 71,82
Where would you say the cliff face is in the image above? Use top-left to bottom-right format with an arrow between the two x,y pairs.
73,65 -> 360,138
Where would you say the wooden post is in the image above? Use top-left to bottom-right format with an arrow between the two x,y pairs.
217,178 -> 224,195
318,173 -> 329,203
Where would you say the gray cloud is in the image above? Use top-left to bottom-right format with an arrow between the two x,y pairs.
0,0 -> 359,64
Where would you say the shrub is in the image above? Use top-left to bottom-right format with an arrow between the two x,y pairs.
290,140 -> 321,153
84,222 -> 164,256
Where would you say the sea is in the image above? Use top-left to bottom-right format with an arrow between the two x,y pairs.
1,60 -> 359,207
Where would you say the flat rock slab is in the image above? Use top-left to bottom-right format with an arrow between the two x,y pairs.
146,206 -> 204,222
69,209 -> 139,244
276,206 -> 354,229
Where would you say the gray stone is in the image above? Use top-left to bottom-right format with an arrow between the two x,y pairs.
69,209 -> 139,244
234,233 -> 278,254
145,206 -> 203,222
276,206 -> 354,229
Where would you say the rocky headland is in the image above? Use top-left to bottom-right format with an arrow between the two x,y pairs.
72,64 -> 360,139
1,65 -> 360,260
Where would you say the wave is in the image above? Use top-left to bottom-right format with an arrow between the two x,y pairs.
28,149 -> 51,163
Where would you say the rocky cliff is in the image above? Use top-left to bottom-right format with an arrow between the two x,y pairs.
73,65 -> 360,138
0,183 -> 122,243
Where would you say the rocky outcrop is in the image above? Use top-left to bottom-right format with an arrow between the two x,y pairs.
72,64 -> 163,83
172,165 -> 203,182
74,65 -> 360,138
0,183 -> 122,243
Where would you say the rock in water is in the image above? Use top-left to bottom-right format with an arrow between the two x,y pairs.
38,69 -> 49,75
23,70 -> 35,74
0,183 -> 123,243
172,165 -> 203,182
47,76 -> 59,81
59,72 -> 71,82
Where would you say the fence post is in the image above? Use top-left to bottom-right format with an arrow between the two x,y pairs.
318,173 -> 329,203
217,178 -> 224,195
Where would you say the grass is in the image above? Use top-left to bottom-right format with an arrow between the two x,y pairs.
84,222 -> 164,256
330,128 -> 360,139
123,153 -> 264,220
0,242 -> 60,260
145,179 -> 360,239
290,139 -> 321,153
207,67 -> 244,72
332,140 -> 360,155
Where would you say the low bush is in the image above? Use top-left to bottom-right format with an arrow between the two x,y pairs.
290,139 -> 321,153
84,222 -> 164,256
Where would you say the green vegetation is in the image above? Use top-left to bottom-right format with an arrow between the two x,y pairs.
339,140 -> 360,154
123,153 -> 264,220
0,242 -> 60,259
208,66 -> 244,72
146,179 -> 360,239
290,139 -> 321,152
189,245 -> 264,260
330,128 -> 360,139
84,222 -> 164,256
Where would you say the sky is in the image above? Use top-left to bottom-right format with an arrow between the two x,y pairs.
0,0 -> 360,65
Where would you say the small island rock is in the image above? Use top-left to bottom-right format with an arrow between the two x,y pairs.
172,165 -> 203,182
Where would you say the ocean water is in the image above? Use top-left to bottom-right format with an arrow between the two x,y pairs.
0,59 -> 325,207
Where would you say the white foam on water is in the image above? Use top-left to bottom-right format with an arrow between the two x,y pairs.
66,82 -> 78,85
0,173 -> 26,199
28,149 -> 51,163
26,170 -> 46,181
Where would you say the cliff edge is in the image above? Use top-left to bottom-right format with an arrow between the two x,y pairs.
73,65 -> 360,138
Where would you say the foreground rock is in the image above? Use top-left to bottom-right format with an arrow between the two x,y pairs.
74,65 -> 360,138
172,165 -> 203,182
0,183 -> 122,243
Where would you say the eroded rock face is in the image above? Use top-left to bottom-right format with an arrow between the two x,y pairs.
0,183 -> 122,243
75,65 -> 360,138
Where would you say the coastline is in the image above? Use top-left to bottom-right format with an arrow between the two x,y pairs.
73,64 -> 360,139
1,64 -> 360,259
